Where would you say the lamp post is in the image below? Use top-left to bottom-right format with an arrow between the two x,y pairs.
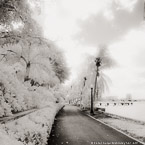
84,77 -> 87,86
90,85 -> 94,114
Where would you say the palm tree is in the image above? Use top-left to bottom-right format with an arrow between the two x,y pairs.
93,46 -> 116,101
93,57 -> 101,101
0,37 -> 69,87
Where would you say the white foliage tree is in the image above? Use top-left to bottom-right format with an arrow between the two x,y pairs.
0,0 -> 69,116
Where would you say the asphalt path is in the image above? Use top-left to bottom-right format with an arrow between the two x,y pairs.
48,105 -> 143,145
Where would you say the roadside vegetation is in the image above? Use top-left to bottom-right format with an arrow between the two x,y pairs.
0,0 -> 69,145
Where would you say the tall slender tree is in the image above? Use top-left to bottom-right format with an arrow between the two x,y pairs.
93,46 -> 116,101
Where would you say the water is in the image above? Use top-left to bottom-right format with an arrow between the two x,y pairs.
95,101 -> 145,122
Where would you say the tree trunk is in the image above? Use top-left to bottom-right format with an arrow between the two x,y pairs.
96,88 -> 99,100
93,67 -> 98,101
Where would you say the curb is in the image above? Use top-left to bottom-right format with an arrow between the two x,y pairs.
86,114 -> 145,145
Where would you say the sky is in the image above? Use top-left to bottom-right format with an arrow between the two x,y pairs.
34,0 -> 145,99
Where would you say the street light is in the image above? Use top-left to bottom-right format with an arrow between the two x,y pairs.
90,84 -> 94,115
84,77 -> 87,86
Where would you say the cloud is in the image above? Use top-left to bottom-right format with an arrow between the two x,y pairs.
104,25 -> 145,98
75,0 -> 144,46
120,25 -> 145,69
34,0 -> 145,98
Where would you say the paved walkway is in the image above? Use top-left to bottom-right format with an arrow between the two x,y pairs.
48,105 -> 143,145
